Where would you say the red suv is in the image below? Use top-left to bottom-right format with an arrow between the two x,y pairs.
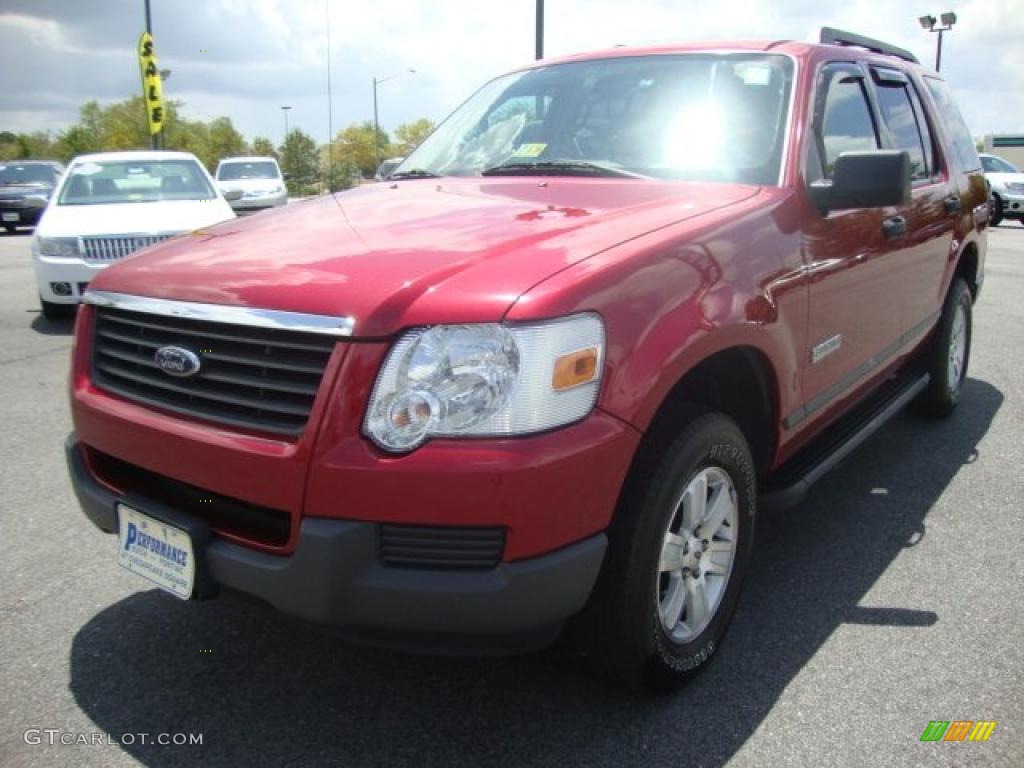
66,29 -> 987,691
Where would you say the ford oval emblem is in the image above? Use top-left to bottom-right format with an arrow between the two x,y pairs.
154,346 -> 201,377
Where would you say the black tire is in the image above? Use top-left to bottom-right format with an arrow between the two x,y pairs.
39,296 -> 75,321
579,405 -> 756,692
990,195 -> 1003,227
913,278 -> 972,418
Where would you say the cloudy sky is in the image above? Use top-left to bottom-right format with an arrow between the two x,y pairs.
1,0 -> 1022,146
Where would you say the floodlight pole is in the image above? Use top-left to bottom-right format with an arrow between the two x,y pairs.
920,12 -> 956,72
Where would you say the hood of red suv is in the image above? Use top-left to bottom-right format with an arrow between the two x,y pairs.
90,178 -> 758,337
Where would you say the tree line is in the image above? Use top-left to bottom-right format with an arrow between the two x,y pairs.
0,97 -> 435,194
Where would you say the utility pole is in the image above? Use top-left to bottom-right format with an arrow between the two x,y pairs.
535,0 -> 544,60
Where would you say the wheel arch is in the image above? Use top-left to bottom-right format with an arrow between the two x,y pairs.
632,344 -> 781,479
955,240 -> 980,300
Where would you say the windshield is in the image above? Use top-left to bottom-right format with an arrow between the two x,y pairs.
0,163 -> 55,186
58,159 -> 215,205
982,155 -> 1020,174
398,53 -> 793,185
217,161 -> 280,180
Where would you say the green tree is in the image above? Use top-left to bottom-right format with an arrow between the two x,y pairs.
279,128 -> 318,194
393,119 -> 435,156
206,117 -> 246,169
250,136 -> 277,159
328,121 -> 390,178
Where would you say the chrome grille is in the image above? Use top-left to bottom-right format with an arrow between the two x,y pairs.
91,307 -> 336,435
81,234 -> 174,262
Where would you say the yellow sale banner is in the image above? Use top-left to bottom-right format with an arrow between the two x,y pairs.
138,32 -> 164,136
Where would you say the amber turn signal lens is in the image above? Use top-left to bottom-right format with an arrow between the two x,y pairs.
552,347 -> 599,391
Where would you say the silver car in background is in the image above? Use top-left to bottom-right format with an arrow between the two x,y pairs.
981,153 -> 1024,227
215,156 -> 287,211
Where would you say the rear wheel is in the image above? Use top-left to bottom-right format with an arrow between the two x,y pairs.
914,278 -> 972,417
581,406 -> 756,692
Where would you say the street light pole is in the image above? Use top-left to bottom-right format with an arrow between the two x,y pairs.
918,12 -> 957,71
281,105 -> 291,145
371,69 -> 415,173
535,0 -> 544,60
373,77 -> 380,172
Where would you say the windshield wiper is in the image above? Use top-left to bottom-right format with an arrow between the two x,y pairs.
481,160 -> 645,179
388,168 -> 441,180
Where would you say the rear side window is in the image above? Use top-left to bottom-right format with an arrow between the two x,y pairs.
872,70 -> 931,181
924,77 -> 980,172
817,66 -> 880,178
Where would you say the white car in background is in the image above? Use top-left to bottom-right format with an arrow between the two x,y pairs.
214,156 -> 287,211
32,150 -> 237,319
980,153 -> 1024,227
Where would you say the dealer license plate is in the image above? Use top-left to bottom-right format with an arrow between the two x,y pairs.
117,504 -> 195,599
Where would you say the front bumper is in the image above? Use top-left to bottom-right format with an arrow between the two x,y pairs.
229,192 -> 288,210
998,190 -> 1024,218
33,253 -> 106,303
1,203 -> 45,227
66,434 -> 608,652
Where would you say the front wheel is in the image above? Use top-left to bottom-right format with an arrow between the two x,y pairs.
990,195 -> 1004,227
582,407 -> 756,692
914,278 -> 972,417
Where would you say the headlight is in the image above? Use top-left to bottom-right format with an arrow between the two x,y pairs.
365,313 -> 605,452
36,237 -> 80,258
25,193 -> 50,206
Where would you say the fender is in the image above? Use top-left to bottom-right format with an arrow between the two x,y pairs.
506,190 -> 807,443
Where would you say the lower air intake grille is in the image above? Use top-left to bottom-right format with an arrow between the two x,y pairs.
91,306 -> 335,435
87,447 -> 291,548
379,524 -> 506,570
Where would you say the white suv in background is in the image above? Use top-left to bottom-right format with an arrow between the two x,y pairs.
215,156 -> 287,211
32,151 -> 236,320
980,153 -> 1024,227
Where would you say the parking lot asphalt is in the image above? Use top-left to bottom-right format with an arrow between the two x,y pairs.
0,224 -> 1021,768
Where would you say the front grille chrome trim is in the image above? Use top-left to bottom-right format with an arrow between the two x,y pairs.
84,290 -> 356,337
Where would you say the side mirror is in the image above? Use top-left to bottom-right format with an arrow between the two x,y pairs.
809,150 -> 911,214
223,188 -> 244,202
282,172 -> 291,181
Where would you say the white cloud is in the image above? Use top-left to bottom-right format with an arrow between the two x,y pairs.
2,0 -> 1023,143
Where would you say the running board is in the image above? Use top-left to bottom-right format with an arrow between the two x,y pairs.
760,373 -> 930,512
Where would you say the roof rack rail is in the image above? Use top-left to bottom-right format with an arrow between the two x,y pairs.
819,27 -> 919,64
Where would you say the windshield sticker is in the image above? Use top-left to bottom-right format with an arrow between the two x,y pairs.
74,163 -> 103,176
512,143 -> 547,158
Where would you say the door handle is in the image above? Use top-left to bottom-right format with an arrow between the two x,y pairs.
882,215 -> 907,239
944,195 -> 962,214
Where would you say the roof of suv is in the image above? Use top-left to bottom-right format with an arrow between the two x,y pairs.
519,36 -> 931,76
